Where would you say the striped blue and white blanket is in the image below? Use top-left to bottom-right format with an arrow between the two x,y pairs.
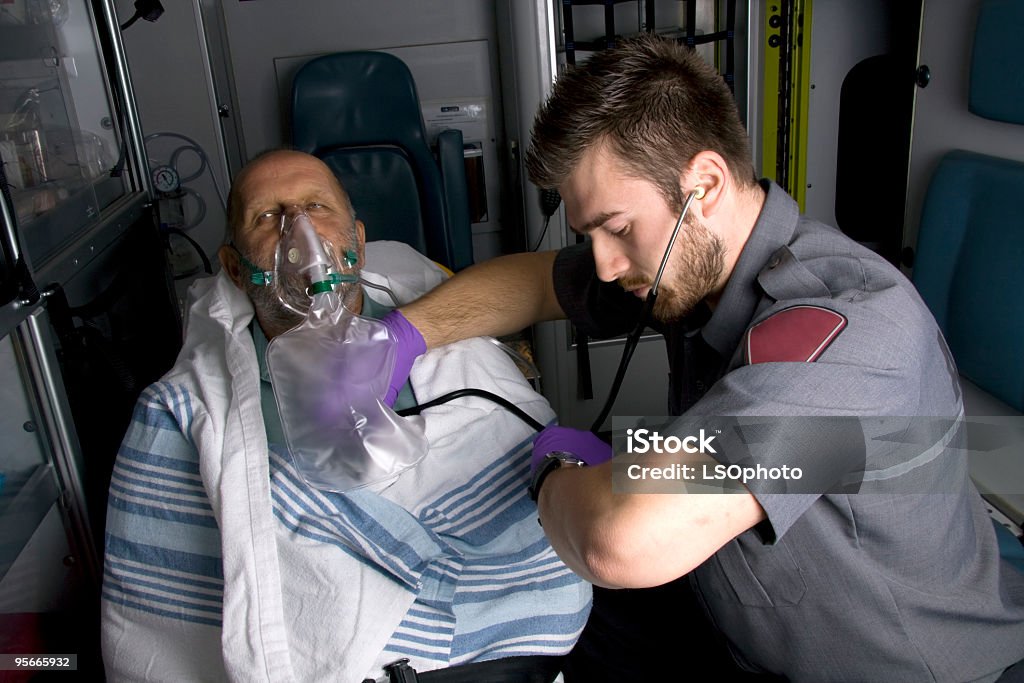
101,244 -> 590,682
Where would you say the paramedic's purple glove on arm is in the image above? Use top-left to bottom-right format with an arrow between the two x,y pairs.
530,425 -> 614,475
380,310 -> 426,407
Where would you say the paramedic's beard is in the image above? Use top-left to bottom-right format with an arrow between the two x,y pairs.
620,216 -> 726,323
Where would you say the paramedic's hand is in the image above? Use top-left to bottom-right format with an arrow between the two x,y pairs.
381,310 -> 426,407
531,425 -> 613,475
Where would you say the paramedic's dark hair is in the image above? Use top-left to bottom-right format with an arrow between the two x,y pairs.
525,34 -> 757,212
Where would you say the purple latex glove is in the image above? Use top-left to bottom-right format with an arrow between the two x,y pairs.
530,425 -> 613,475
380,310 -> 426,407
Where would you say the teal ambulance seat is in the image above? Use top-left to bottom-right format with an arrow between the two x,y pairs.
970,0 -> 1024,125
291,51 -> 473,272
913,150 -> 1024,413
913,150 -> 1024,537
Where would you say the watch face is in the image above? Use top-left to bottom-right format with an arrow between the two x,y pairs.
546,451 -> 586,467
152,165 -> 180,193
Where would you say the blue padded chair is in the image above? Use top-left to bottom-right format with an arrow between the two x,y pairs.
912,150 -> 1024,414
913,149 -> 1024,568
291,51 -> 474,272
969,0 -> 1024,126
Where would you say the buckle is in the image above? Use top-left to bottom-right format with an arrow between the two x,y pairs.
383,658 -> 419,683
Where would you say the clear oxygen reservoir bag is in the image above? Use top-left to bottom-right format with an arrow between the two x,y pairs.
265,213 -> 428,491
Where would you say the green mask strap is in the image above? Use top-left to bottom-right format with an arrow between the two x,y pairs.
229,244 -> 274,286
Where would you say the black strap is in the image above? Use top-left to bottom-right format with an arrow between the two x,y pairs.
368,655 -> 563,683
576,327 -> 593,400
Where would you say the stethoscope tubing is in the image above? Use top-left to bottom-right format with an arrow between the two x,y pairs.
589,188 -> 702,434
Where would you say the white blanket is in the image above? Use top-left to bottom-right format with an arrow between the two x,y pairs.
101,242 -> 588,682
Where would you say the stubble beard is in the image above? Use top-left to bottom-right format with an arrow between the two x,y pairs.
244,272 -> 305,337
619,215 -> 726,323
241,252 -> 362,338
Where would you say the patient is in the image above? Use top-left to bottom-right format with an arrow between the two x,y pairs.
101,150 -> 590,682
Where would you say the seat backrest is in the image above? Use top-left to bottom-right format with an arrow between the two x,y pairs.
912,150 -> 1024,412
969,0 -> 1024,126
290,51 -> 472,271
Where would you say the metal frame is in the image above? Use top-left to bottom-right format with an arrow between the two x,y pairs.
12,307 -> 100,584
196,0 -> 246,177
97,0 -> 151,197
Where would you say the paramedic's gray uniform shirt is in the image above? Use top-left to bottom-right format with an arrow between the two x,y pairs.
554,181 -> 1024,682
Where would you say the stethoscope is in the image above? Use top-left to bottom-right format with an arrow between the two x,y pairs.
588,186 -> 705,433
399,186 -> 706,438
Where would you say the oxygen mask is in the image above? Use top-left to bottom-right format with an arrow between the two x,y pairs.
264,210 -> 429,492
272,211 -> 359,315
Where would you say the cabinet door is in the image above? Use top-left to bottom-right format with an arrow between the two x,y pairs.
0,0 -> 128,270
0,308 -> 100,674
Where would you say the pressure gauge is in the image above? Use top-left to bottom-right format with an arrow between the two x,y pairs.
152,165 -> 180,193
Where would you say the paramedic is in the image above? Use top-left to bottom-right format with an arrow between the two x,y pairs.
384,35 -> 1024,682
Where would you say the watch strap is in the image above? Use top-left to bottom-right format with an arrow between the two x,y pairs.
529,451 -> 586,502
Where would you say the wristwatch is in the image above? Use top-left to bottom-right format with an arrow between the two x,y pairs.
529,451 -> 587,502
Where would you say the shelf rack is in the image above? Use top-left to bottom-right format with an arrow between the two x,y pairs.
559,0 -> 738,92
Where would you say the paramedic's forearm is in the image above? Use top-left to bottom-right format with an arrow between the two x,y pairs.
537,464 -> 766,589
401,251 -> 563,349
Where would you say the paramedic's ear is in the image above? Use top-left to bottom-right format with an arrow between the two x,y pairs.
682,150 -> 728,215
218,245 -> 246,290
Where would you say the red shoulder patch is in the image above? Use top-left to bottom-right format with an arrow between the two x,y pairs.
746,305 -> 847,364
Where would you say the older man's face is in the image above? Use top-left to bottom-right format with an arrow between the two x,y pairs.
221,151 -> 365,337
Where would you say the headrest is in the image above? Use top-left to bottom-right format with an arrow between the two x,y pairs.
291,51 -> 430,154
969,0 -> 1024,125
